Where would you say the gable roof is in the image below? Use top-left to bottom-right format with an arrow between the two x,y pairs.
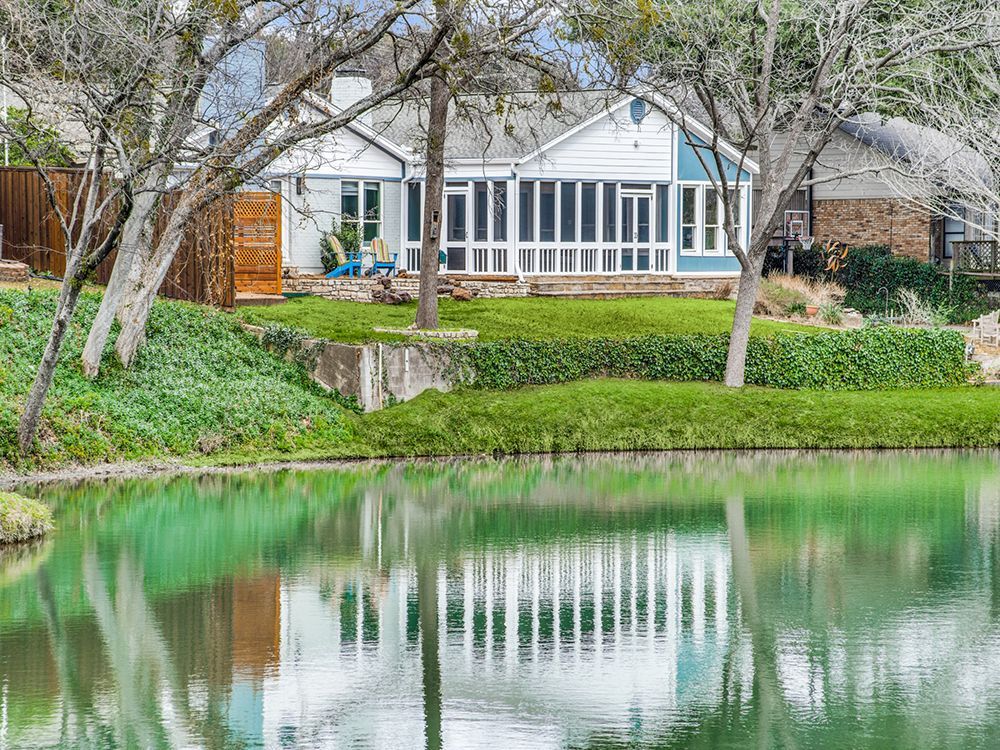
839,114 -> 992,191
299,87 -> 759,173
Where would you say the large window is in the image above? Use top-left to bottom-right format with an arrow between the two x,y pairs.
680,184 -> 745,255
560,182 -> 577,242
727,188 -> 743,253
704,189 -> 720,254
493,183 -> 507,241
581,183 -> 597,242
681,186 -> 697,252
341,180 -> 381,243
519,182 -> 534,241
406,183 -> 421,242
539,182 -> 556,242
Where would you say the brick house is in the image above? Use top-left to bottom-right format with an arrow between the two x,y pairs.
765,116 -> 995,265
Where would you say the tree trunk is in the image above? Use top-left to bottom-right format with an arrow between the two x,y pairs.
113,198 -> 195,367
415,74 -> 451,330
18,280 -> 84,454
81,186 -> 162,378
724,252 -> 766,388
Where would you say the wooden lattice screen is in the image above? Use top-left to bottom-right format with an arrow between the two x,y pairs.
233,192 -> 282,294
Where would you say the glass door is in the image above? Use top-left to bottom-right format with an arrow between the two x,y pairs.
620,192 -> 651,271
444,187 -> 469,271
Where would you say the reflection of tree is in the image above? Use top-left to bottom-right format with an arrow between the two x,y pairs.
82,548 -> 194,749
726,495 -> 797,750
418,554 -> 442,750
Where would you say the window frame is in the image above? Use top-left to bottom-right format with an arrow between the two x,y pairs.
340,179 -> 383,246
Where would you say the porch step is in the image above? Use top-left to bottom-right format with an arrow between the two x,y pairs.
530,287 -> 693,298
528,277 -> 689,298
235,292 -> 287,307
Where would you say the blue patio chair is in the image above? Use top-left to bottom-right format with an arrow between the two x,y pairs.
324,235 -> 362,278
368,237 -> 398,277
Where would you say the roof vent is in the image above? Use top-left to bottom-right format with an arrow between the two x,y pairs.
630,98 -> 648,124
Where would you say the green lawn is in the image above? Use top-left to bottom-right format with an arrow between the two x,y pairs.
239,295 -> 817,343
345,380 -> 1000,455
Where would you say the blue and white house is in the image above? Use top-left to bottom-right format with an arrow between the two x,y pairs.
274,74 -> 756,290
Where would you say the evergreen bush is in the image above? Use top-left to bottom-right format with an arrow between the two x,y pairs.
446,327 -> 974,391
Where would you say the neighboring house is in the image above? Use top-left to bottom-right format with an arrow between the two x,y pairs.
765,116 -> 996,265
271,73 -> 757,290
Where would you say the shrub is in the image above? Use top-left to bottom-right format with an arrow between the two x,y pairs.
320,219 -> 361,274
773,243 -> 990,324
446,327 -> 974,391
818,303 -> 844,326
758,274 -> 844,317
828,245 -> 988,323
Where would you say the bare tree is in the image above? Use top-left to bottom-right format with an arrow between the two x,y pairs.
411,0 -> 571,329
101,0 -> 452,369
415,70 -> 451,329
567,0 -> 1000,386
0,0 -> 171,453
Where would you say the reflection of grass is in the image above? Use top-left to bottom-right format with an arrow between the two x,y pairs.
0,536 -> 51,585
239,295 -> 814,344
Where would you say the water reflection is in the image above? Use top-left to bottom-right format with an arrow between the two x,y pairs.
2,451 -> 1000,748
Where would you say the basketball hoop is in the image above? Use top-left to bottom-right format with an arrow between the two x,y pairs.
799,235 -> 814,251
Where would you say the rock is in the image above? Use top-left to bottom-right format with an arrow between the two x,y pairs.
451,287 -> 473,302
397,291 -> 413,303
437,284 -> 455,295
379,276 -> 392,288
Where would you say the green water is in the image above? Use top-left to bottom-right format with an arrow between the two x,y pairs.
3,451 -> 1000,749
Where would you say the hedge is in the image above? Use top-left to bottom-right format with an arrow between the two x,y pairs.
446,327 -> 975,391
768,244 -> 991,323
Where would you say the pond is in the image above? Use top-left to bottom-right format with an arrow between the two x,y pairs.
3,451 -> 1000,749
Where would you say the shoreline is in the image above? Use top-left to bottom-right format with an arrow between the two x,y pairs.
5,444 -> 999,492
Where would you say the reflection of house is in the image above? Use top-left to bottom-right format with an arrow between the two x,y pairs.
273,73 -> 756,296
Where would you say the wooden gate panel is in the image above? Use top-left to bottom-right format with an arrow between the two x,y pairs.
233,193 -> 281,294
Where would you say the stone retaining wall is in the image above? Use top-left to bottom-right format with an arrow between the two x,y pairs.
282,271 -> 530,302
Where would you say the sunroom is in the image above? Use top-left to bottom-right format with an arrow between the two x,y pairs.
397,97 -> 756,279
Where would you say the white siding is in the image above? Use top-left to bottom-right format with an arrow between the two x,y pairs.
518,107 -> 674,181
765,130 -> 928,200
274,125 -> 402,179
286,178 -> 340,273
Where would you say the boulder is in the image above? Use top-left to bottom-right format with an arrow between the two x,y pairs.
451,287 -> 473,302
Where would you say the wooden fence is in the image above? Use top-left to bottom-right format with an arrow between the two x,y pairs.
0,167 -> 236,307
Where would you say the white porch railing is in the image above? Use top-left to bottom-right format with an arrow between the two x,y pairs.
404,243 -> 673,275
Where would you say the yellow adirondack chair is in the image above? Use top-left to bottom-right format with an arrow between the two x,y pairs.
369,237 -> 398,277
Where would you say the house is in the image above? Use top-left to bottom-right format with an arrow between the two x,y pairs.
766,116 -> 996,268
269,73 -> 757,298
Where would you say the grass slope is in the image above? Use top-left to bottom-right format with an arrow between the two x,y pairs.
0,491 -> 53,544
240,295 -> 817,343
350,380 -> 1000,455
0,288 -> 351,469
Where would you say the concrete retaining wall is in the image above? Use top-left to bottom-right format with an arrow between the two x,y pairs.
245,324 -> 455,411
